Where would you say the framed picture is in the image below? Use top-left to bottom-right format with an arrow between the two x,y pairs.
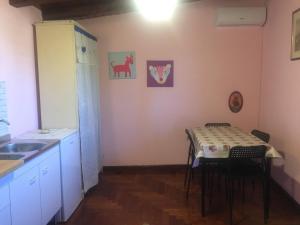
108,51 -> 136,79
228,91 -> 243,113
291,9 -> 300,60
147,60 -> 174,87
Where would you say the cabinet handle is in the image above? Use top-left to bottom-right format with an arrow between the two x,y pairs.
42,167 -> 49,175
29,176 -> 37,186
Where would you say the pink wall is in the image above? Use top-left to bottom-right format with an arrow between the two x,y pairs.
2,0 -> 299,205
0,1 -> 41,137
80,1 -> 264,166
260,0 -> 300,203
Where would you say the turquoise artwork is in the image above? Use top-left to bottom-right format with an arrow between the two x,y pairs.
108,51 -> 136,79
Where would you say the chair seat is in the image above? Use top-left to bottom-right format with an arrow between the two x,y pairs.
229,160 -> 263,177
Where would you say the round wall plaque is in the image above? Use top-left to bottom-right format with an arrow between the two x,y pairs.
228,91 -> 243,113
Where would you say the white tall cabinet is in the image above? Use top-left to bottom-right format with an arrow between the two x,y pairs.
35,20 -> 101,192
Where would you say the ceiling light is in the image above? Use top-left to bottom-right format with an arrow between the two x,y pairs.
134,0 -> 178,22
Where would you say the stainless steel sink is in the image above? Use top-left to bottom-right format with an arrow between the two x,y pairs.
0,143 -> 46,153
0,154 -> 25,160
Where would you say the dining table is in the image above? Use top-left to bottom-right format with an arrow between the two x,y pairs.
189,126 -> 283,221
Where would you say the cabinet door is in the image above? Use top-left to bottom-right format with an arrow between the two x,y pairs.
0,206 -> 11,225
60,134 -> 82,221
0,184 -> 11,225
10,167 -> 41,225
40,148 -> 61,225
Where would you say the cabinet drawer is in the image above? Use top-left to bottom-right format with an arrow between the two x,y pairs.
0,184 -> 9,210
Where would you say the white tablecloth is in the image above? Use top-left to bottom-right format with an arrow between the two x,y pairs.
191,127 -> 282,159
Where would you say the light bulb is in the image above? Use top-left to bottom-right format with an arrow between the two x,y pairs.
135,0 -> 178,22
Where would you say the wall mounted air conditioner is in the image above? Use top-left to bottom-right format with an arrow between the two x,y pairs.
216,7 -> 267,26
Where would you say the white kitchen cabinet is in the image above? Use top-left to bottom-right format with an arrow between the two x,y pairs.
10,167 -> 41,225
0,206 -> 11,225
18,130 -> 82,222
35,20 -> 101,193
0,184 -> 11,225
39,149 -> 61,225
9,144 -> 61,225
60,132 -> 82,221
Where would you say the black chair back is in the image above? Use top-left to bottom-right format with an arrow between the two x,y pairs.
227,145 -> 268,225
251,129 -> 270,143
185,129 -> 196,157
229,145 -> 267,159
205,123 -> 231,127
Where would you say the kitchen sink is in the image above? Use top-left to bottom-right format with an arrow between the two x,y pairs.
0,143 -> 46,153
0,154 -> 25,160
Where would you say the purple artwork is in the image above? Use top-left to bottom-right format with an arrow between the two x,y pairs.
147,60 -> 174,87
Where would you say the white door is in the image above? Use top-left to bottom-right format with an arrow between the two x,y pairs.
10,167 -> 41,225
0,206 -> 11,225
40,148 -> 61,225
60,133 -> 83,221
0,184 -> 11,225
77,63 -> 99,192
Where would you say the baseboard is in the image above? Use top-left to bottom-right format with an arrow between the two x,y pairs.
103,164 -> 186,174
271,178 -> 300,210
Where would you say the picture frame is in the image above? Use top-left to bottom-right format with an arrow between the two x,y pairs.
147,60 -> 174,87
291,9 -> 300,60
228,91 -> 243,113
108,51 -> 136,79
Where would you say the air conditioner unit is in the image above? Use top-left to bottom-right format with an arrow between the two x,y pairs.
216,7 -> 267,26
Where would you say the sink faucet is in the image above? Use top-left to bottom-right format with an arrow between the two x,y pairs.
0,119 -> 10,125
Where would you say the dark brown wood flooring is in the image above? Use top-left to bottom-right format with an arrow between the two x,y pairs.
65,168 -> 300,225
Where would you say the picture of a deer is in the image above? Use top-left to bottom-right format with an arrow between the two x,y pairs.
111,55 -> 134,78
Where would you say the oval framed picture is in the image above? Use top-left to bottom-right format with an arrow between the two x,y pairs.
228,91 -> 243,113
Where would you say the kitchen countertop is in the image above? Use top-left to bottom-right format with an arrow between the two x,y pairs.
0,139 -> 60,179
0,160 -> 23,178
18,128 -> 78,140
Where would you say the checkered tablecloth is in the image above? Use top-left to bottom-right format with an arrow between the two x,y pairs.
190,127 -> 282,159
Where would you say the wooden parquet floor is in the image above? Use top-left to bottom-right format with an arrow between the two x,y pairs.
65,169 -> 300,225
